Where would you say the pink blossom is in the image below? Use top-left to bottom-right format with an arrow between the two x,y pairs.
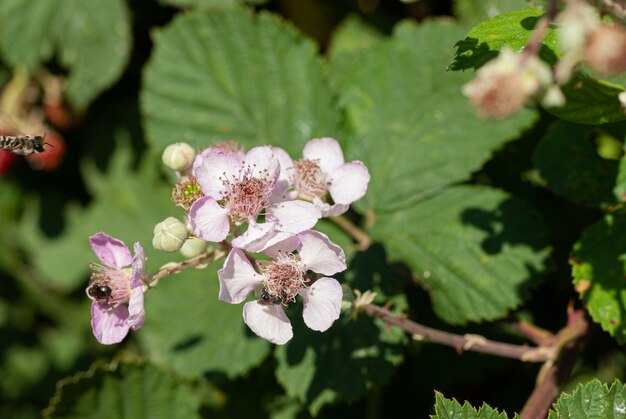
218,230 -> 346,344
189,146 -> 321,250
86,232 -> 145,345
272,138 -> 370,217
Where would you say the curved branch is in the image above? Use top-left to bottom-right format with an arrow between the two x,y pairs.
362,303 -> 554,362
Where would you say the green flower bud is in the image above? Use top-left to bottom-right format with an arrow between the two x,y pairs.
180,237 -> 209,258
153,217 -> 189,252
162,142 -> 196,171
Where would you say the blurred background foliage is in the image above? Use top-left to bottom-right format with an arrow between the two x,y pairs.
0,0 -> 624,417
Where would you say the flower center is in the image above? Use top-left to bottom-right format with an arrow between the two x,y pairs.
172,176 -> 204,211
86,263 -> 131,309
221,164 -> 273,223
260,253 -> 306,306
292,159 -> 327,197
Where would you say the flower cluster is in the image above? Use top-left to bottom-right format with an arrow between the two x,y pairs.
86,138 -> 370,345
463,0 -> 626,119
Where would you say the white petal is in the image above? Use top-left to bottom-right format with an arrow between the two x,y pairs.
302,138 -> 345,174
192,148 -> 240,198
189,197 -> 230,242
231,221 -> 276,251
244,146 -> 280,185
328,161 -> 370,205
262,232 -> 301,259
243,301 -> 293,345
269,146 -> 295,202
298,230 -> 346,275
301,278 -> 343,332
312,197 -> 349,217
218,249 -> 263,303
268,200 -> 321,234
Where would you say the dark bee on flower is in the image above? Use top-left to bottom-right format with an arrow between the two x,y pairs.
87,284 -> 112,301
258,288 -> 283,306
0,134 -> 51,156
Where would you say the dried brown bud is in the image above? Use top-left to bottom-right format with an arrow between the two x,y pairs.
585,24 -> 626,75
462,48 -> 553,119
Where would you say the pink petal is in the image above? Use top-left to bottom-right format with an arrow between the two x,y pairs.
297,230 -> 347,275
91,304 -> 131,345
189,197 -> 231,242
300,277 -> 343,332
328,161 -> 370,205
312,197 -> 350,217
243,146 -> 280,185
268,200 -> 321,234
270,146 -> 295,203
192,148 -> 240,198
218,249 -> 263,304
89,232 -> 132,268
128,288 -> 145,330
130,242 -> 145,289
128,242 -> 146,330
302,138 -> 345,174
231,221 -> 276,251
243,301 -> 293,345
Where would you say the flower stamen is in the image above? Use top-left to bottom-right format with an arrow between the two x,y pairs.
292,159 -> 327,197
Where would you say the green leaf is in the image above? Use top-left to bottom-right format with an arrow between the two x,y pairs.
0,0 -> 131,107
52,0 -> 131,107
327,15 -> 384,87
371,185 -> 550,324
275,245 -> 406,414
431,392 -> 516,418
571,212 -> 626,344
450,8 -> 558,71
142,8 -> 340,154
547,74 -> 626,125
548,379 -> 626,418
533,121 -> 626,208
339,20 -> 536,215
138,264 -> 271,379
453,0 -> 531,28
19,138 -> 173,291
157,0 -> 267,7
43,361 -> 201,419
0,0 -> 55,70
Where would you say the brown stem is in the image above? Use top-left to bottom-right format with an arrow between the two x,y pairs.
362,304 -> 553,362
508,319 -> 556,347
330,215 -> 372,250
523,0 -> 559,58
519,309 -> 593,419
600,0 -> 626,16
145,248 -> 225,288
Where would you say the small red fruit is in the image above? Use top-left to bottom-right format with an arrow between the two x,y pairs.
26,133 -> 66,172
0,150 -> 16,175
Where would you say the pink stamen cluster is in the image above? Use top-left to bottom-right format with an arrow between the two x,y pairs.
292,159 -> 327,197
259,252 -> 307,305
220,164 -> 273,223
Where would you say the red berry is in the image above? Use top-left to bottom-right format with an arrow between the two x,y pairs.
26,133 -> 66,172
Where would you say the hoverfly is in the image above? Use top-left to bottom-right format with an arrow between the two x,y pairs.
0,133 -> 51,156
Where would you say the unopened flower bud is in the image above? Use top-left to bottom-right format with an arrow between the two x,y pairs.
585,24 -> 626,75
180,237 -> 209,258
153,217 -> 189,252
162,143 -> 196,172
541,85 -> 566,108
619,91 -> 626,113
